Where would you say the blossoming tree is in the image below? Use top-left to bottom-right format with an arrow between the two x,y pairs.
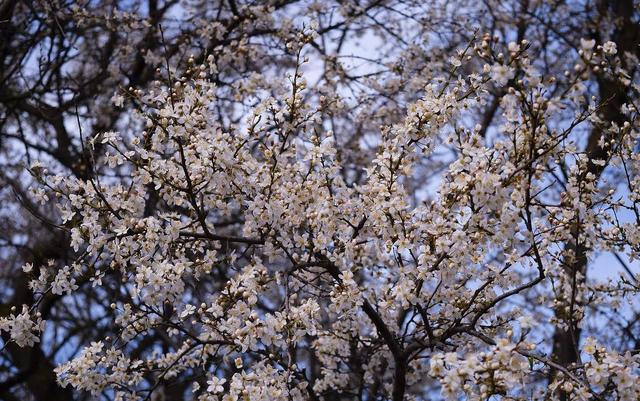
1,1 -> 640,400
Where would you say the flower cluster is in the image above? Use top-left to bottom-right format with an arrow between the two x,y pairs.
0,305 -> 43,347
